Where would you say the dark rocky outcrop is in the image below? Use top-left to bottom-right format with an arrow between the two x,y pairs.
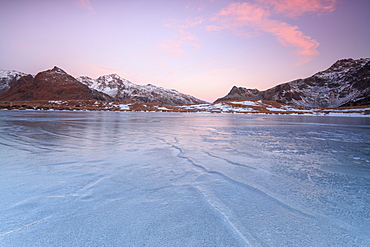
215,58 -> 370,108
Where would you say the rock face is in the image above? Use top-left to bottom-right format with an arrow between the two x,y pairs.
77,74 -> 207,105
0,67 -> 112,101
215,58 -> 370,107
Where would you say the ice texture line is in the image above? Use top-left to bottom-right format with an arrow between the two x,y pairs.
4,133 -> 56,153
13,196 -> 43,207
79,177 -> 106,191
38,128 -> 87,140
0,140 -> 32,152
203,151 -> 257,170
0,216 -> 51,237
49,177 -> 106,198
170,142 -> 317,221
38,128 -> 119,145
191,185 -> 260,247
48,194 -> 80,198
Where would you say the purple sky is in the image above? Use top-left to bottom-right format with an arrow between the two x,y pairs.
1,0 -> 369,102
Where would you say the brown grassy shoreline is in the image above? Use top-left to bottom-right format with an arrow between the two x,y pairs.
1,100 -> 369,115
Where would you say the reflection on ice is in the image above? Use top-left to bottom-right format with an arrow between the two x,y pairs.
0,111 -> 369,246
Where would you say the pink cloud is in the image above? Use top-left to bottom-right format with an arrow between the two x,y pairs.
217,2 -> 269,23
177,30 -> 197,41
160,18 -> 203,57
256,0 -> 336,18
158,40 -> 185,57
260,19 -> 319,61
78,0 -> 96,14
209,3 -> 268,38
206,25 -> 224,31
209,2 -> 320,62
158,30 -> 202,57
165,17 -> 204,29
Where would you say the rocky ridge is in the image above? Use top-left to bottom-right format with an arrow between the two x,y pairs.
77,74 -> 207,105
0,67 -> 207,105
0,67 -> 112,101
215,58 -> 370,108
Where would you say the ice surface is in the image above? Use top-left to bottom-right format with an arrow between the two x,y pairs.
1,111 -> 369,246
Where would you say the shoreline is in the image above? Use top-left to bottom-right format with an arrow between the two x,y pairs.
1,100 -> 369,117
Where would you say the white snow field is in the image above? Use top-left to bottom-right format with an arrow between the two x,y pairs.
0,111 -> 369,246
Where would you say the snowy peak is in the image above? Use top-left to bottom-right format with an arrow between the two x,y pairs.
98,74 -> 131,82
77,74 -> 207,105
77,74 -> 134,101
325,58 -> 369,72
314,58 -> 370,80
216,58 -> 370,108
0,69 -> 28,92
96,74 -> 134,89
50,66 -> 67,74
0,69 -> 27,79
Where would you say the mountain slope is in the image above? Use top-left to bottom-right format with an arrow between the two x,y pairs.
77,74 -> 207,105
0,69 -> 28,94
215,58 -> 370,107
0,67 -> 112,101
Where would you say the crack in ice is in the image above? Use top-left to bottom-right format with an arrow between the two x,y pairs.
204,151 -> 257,170
0,216 -> 51,237
161,139 -> 318,222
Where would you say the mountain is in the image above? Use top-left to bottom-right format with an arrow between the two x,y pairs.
0,69 -> 27,94
77,74 -> 207,105
0,67 -> 112,101
0,66 -> 207,105
215,58 -> 370,108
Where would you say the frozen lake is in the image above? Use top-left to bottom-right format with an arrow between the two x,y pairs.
1,111 -> 370,246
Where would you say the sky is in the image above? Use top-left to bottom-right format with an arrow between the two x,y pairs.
0,0 -> 369,102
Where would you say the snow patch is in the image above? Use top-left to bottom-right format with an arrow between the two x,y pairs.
230,100 -> 260,106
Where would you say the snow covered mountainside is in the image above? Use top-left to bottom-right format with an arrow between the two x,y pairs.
215,58 -> 370,108
77,74 -> 207,105
0,67 -> 206,104
0,69 -> 27,93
